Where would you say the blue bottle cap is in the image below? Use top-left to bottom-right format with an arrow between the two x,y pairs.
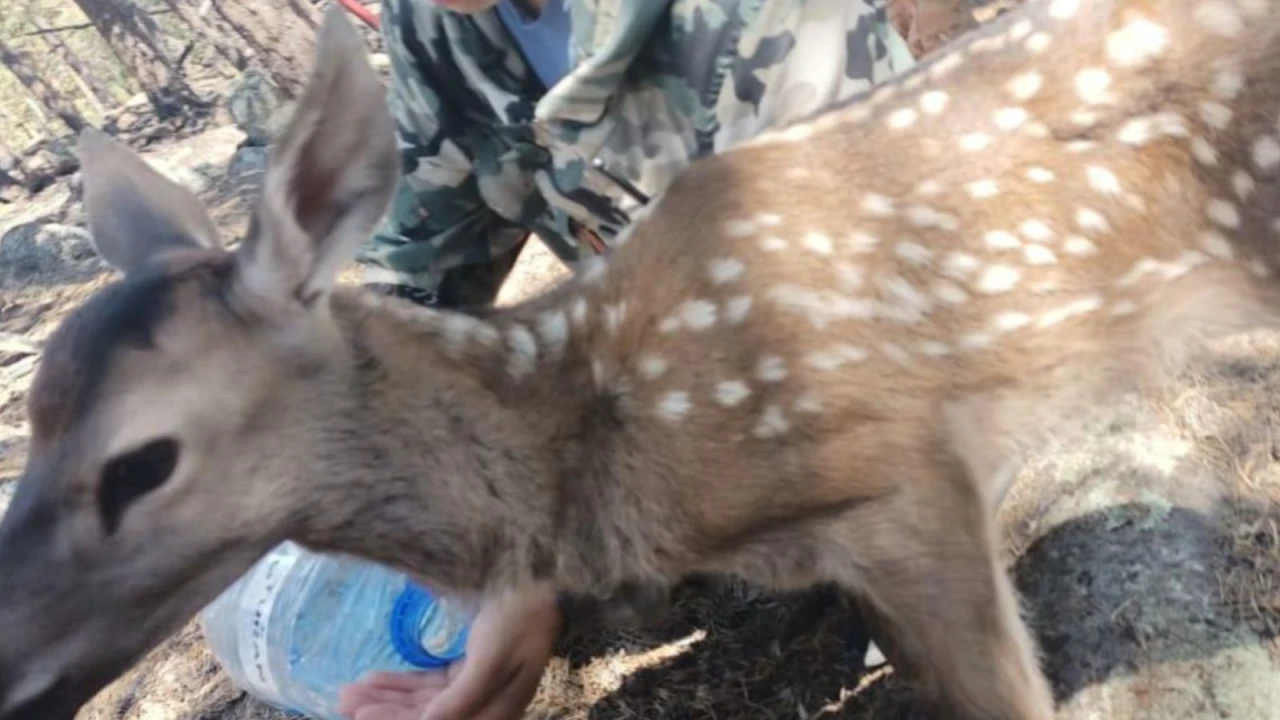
389,581 -> 469,669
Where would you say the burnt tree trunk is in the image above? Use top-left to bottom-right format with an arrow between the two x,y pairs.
0,36 -> 88,133
160,0 -> 247,75
70,0 -> 203,120
29,16 -> 119,112
211,0 -> 319,99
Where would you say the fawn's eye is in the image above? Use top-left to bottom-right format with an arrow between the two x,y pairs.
98,438 -> 180,535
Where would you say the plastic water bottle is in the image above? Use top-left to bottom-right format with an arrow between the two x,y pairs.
199,541 -> 473,720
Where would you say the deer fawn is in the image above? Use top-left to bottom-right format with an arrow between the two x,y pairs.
3,0 -> 1279,717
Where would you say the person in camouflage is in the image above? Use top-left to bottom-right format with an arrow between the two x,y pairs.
339,1 -> 918,719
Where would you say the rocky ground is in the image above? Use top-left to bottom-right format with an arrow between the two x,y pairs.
3,1 -> 1280,718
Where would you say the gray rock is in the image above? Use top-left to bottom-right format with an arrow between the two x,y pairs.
226,69 -> 293,147
0,222 -> 100,285
227,145 -> 269,183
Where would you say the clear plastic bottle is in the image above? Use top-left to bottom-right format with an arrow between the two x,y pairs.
199,541 -> 473,720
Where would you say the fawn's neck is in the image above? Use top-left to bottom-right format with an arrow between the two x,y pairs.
291,284 -> 630,598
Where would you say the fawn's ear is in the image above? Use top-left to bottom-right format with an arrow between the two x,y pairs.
78,127 -> 222,275
234,6 -> 398,310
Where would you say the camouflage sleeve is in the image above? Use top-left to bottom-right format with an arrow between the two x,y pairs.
355,0 -> 532,309
710,0 -> 917,151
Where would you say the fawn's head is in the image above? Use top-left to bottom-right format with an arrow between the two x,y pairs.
0,9 -> 399,719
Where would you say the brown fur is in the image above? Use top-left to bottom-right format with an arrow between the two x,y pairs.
6,1 -> 1280,719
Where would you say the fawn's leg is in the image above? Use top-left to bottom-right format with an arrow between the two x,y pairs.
827,455 -> 1055,720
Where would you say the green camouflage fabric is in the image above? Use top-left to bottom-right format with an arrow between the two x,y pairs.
357,0 -> 917,308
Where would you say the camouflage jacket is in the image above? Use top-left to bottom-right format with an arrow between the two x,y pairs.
357,0 -> 916,308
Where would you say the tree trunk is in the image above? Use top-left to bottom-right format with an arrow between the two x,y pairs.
0,36 -> 88,133
28,16 -> 118,113
70,0 -> 202,119
160,0 -> 247,75
211,0 -> 319,99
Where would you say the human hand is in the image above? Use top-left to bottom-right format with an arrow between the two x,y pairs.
337,585 -> 563,720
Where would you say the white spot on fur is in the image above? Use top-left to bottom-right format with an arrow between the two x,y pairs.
1117,113 -> 1188,145
880,342 -> 913,366
535,310 -> 569,353
882,276 -> 932,318
1109,299 -> 1140,316
904,205 -> 959,231
1023,244 -> 1058,265
1075,208 -> 1110,233
658,316 -> 681,333
835,262 -> 864,292
861,193 -> 896,217
806,344 -> 869,370
793,393 -> 823,414
959,332 -> 995,351
1020,220 -> 1054,242
976,265 -> 1022,294
1253,136 -> 1280,171
1074,68 -> 1112,104
960,133 -> 993,152
1036,294 -> 1103,328
1233,170 -> 1256,200
1049,0 -> 1080,18
724,219 -> 756,237
1009,19 -> 1033,40
802,232 -> 835,255
887,107 -> 918,129
993,311 -> 1032,332
914,179 -> 944,196
1023,122 -> 1051,138
759,236 -> 789,252
1086,165 -> 1122,195
994,107 -> 1029,131
603,302 -> 628,335
1064,235 -> 1098,256
1192,136 -> 1219,166
678,300 -> 717,331
1006,72 -> 1043,101
1199,231 -> 1235,260
985,230 -> 1021,250
1024,32 -> 1051,54
896,241 -> 934,266
753,405 -> 790,439
756,212 -> 783,226
849,231 -> 881,254
570,297 -> 589,329
1212,63 -> 1245,100
942,252 -> 982,279
929,51 -> 964,79
1194,1 -> 1244,37
638,355 -> 668,381
1198,101 -> 1233,130
1106,17 -> 1168,68
1207,198 -> 1241,229
919,340 -> 952,357
932,280 -> 969,305
756,355 -> 788,383
656,391 -> 691,422
1071,110 -> 1099,127
715,381 -> 751,407
920,90 -> 949,115
1026,166 -> 1055,183
967,179 -> 1000,199
709,257 -> 746,284
724,295 -> 753,325
505,324 -> 538,379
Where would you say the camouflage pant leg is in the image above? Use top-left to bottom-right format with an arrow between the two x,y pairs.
710,0 -> 917,151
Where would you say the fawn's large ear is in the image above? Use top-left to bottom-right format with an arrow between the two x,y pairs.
234,6 -> 398,310
78,127 -> 222,275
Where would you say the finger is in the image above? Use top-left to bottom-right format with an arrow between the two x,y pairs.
351,702 -> 423,720
420,662 -> 520,720
362,670 -> 451,693
470,666 -> 545,720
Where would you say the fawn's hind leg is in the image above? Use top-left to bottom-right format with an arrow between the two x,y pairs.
827,456 -> 1055,720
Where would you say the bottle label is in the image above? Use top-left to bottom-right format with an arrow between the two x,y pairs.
235,545 -> 299,704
